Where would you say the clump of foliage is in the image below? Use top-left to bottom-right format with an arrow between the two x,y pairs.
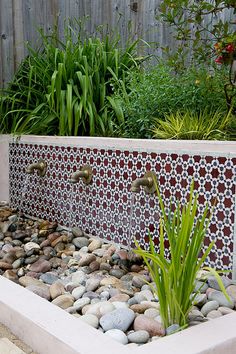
0,24 -> 141,136
135,180 -> 231,329
115,63 -> 228,138
158,0 -> 236,113
152,109 -> 231,140
158,0 -> 236,68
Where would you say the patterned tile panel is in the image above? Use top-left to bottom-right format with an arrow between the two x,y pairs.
9,143 -> 236,271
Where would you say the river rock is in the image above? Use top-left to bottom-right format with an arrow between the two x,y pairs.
226,285 -> 236,304
89,261 -> 100,272
105,329 -> 128,345
193,293 -> 207,307
218,306 -> 235,315
201,301 -> 219,316
194,280 -> 209,293
85,302 -> 115,318
12,258 -> 23,269
73,297 -> 90,311
40,272 -> 59,285
78,254 -> 96,267
127,330 -> 149,344
166,324 -> 180,335
24,242 -> 40,253
109,268 -> 126,279
100,277 -> 121,287
72,286 -> 86,300
208,290 -> 234,309
73,237 -> 89,249
85,278 -> 101,292
144,308 -> 160,318
207,310 -> 223,319
188,309 -> 204,322
26,284 -> 50,300
88,239 -> 102,252
100,308 -> 135,332
72,227 -> 83,237
0,261 -> 12,270
71,270 -> 87,285
29,258 -> 51,273
3,269 -> 18,282
12,231 -> 26,240
49,282 -> 65,299
109,294 -> 130,303
207,276 -> 232,291
133,315 -> 165,337
19,275 -> 42,287
132,275 -> 147,288
52,294 -> 74,309
79,314 -> 99,328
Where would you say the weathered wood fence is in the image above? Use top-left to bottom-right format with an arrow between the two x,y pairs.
0,0 -> 233,88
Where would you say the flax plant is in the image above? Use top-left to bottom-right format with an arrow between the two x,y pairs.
0,22 -> 140,136
135,180 -> 231,329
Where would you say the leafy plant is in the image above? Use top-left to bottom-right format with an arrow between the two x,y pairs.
158,0 -> 236,68
0,23 -> 141,136
135,180 -> 231,329
152,109 -> 231,140
115,63 -> 228,138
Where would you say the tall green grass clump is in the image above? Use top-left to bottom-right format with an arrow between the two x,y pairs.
135,180 -> 230,329
0,24 -> 141,136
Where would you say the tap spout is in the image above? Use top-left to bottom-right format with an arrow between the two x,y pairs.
25,159 -> 47,177
131,171 -> 157,194
70,165 -> 93,184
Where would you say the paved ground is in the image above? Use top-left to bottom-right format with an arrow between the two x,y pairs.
0,323 -> 37,354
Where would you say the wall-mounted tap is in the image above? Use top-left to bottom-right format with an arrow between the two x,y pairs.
70,164 -> 93,184
131,171 -> 157,194
25,159 -> 47,177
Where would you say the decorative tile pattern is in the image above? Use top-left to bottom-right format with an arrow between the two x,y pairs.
9,143 -> 236,271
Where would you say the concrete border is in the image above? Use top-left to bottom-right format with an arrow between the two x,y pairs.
1,276 -> 236,354
10,134 -> 236,157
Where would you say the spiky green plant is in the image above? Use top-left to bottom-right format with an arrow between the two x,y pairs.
135,180 -> 231,329
152,110 -> 231,140
0,23 -> 141,136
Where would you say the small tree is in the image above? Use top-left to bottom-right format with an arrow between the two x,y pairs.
158,0 -> 236,112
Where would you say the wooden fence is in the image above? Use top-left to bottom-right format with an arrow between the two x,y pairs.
0,0 -> 233,88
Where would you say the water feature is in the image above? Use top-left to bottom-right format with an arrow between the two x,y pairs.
127,192 -> 136,251
67,183 -> 76,236
17,174 -> 30,229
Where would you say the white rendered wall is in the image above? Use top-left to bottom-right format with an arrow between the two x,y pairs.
0,276 -> 236,354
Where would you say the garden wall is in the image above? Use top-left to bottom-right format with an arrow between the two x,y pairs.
8,136 -> 236,278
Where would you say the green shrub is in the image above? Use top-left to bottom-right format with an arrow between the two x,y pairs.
152,110 -> 231,140
0,26 -> 140,136
116,63 -> 228,138
135,180 -> 231,329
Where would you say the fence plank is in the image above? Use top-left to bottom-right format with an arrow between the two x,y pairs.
0,0 -> 14,88
0,0 -> 234,88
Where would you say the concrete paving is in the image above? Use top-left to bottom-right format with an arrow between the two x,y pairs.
0,323 -> 36,354
0,338 -> 26,353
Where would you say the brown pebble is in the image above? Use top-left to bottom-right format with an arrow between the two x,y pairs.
134,315 -> 165,337
0,261 -> 13,270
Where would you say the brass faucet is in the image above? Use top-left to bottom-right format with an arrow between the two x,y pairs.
70,164 -> 93,184
131,171 -> 157,194
25,159 -> 47,177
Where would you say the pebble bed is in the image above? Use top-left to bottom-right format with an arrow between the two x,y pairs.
0,201 -> 236,346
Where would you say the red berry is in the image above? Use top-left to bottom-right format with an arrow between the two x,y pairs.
225,44 -> 234,53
